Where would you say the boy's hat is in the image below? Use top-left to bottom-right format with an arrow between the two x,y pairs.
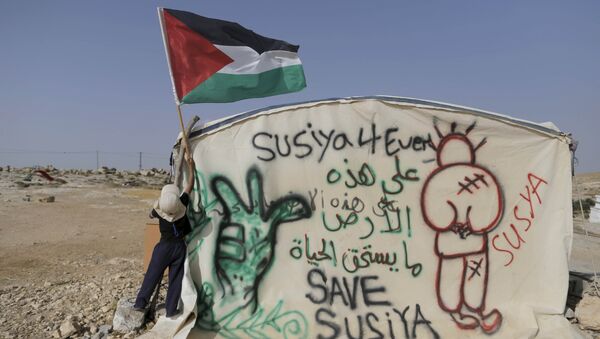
154,184 -> 186,222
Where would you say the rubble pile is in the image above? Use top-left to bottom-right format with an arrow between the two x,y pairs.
2,166 -> 170,192
568,274 -> 600,337
578,277 -> 600,332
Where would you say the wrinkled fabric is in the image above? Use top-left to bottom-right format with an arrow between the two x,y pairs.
147,98 -> 572,339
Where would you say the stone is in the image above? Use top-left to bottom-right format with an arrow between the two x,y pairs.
565,307 -> 575,319
14,181 -> 29,188
112,297 -> 146,333
91,332 -> 108,339
575,294 -> 600,330
589,195 -> 600,223
154,304 -> 166,319
583,276 -> 600,297
95,324 -> 112,339
59,318 -> 80,338
39,196 -> 55,203
139,170 -> 154,177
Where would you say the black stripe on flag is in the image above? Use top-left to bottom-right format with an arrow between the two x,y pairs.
164,8 -> 299,54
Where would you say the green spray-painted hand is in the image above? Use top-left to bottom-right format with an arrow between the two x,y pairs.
211,167 -> 311,313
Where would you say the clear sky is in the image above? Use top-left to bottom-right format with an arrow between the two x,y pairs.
1,1 -> 598,171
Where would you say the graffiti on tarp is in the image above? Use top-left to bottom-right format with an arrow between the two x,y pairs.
180,102 -> 568,339
251,123 -> 434,163
184,166 -> 312,336
211,167 -> 312,312
492,173 -> 548,267
196,279 -> 309,339
305,268 -> 440,339
420,121 -> 504,334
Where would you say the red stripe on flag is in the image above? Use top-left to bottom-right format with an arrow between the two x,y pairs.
163,11 -> 233,101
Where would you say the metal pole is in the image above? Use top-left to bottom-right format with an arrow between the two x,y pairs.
96,150 -> 99,169
139,152 -> 142,171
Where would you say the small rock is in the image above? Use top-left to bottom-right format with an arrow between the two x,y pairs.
39,196 -> 55,203
112,297 -> 145,333
14,181 -> 29,188
59,318 -> 80,338
155,304 -> 166,319
98,324 -> 111,335
576,294 -> 600,330
52,329 -> 61,338
91,332 -> 106,339
565,307 -> 575,319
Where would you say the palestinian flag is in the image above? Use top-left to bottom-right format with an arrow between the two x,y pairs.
158,8 -> 306,104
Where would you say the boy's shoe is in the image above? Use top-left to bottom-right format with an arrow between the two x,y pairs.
166,310 -> 182,318
132,305 -> 147,313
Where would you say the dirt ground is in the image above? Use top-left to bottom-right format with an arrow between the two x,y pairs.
0,168 -> 599,338
0,169 -> 164,338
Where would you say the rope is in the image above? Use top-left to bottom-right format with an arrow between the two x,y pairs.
573,174 -> 600,296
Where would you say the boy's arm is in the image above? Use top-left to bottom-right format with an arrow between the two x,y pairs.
183,155 -> 195,195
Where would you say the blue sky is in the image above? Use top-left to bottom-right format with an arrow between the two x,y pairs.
1,1 -> 598,171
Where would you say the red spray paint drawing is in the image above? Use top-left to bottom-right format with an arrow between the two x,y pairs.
421,121 -> 504,334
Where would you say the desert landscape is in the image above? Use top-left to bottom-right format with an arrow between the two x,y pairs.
0,166 -> 599,339
0,167 -> 167,338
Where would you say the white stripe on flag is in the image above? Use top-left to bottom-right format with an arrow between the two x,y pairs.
215,45 -> 302,75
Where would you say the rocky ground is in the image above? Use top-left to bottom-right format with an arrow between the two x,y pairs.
0,166 -> 168,338
0,166 -> 599,338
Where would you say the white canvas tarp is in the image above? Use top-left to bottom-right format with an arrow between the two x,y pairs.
149,97 -> 574,338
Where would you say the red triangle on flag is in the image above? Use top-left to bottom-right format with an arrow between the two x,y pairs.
163,11 -> 233,101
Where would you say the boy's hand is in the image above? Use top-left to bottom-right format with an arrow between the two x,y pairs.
187,156 -> 195,168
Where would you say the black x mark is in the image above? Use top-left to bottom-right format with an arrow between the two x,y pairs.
467,258 -> 484,281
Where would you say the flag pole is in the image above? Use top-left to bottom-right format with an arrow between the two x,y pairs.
158,7 -> 192,159
176,104 -> 191,159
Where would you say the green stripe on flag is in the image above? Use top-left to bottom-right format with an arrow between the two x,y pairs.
181,65 -> 306,104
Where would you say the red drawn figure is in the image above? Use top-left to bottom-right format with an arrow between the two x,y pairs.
421,121 -> 504,334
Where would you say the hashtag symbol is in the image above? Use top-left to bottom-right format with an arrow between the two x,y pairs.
457,173 -> 488,195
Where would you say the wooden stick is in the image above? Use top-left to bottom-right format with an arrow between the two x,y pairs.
174,115 -> 200,188
176,104 -> 191,159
